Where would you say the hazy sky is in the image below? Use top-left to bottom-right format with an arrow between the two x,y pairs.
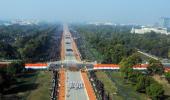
0,0 -> 169,24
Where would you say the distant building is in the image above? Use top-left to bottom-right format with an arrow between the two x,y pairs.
161,17 -> 170,28
87,22 -> 114,26
131,26 -> 170,35
11,19 -> 39,25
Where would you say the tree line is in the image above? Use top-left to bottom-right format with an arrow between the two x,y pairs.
0,24 -> 62,62
72,24 -> 170,64
72,24 -> 170,100
0,24 -> 63,98
120,53 -> 165,100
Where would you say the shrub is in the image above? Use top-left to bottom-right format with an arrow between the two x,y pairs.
146,83 -> 164,100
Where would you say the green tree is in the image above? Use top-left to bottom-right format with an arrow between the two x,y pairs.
7,61 -> 24,75
120,53 -> 141,79
146,83 -> 164,100
128,71 -> 142,83
119,58 -> 133,79
135,75 -> 146,92
165,72 -> 170,78
147,59 -> 164,75
168,49 -> 170,58
135,75 -> 154,93
104,44 -> 126,63
164,72 -> 170,82
6,65 -> 17,76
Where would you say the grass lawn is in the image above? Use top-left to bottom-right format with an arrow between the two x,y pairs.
26,71 -> 52,100
0,71 -> 52,100
2,70 -> 38,99
2,70 -> 52,100
106,71 -> 148,100
95,71 -> 122,100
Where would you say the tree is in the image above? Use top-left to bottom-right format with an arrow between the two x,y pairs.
165,72 -> 170,77
128,53 -> 142,65
6,65 -> 17,76
146,83 -> 164,100
135,75 -> 146,92
164,72 -> 170,82
119,58 -> 133,79
104,44 -> 126,64
147,59 -> 164,75
119,53 -> 141,79
128,71 -> 142,83
6,61 -> 24,76
134,75 -> 154,93
0,42 -> 19,59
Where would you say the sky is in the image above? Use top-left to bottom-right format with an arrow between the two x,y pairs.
0,0 -> 170,24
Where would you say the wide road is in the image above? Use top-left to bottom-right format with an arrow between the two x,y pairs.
65,71 -> 89,100
58,24 -> 91,100
62,24 -> 81,63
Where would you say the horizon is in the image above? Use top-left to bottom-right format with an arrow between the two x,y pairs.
0,0 -> 170,25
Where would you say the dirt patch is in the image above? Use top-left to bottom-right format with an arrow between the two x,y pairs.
81,71 -> 96,100
58,69 -> 66,100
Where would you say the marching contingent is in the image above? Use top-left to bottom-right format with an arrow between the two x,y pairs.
66,81 -> 84,98
67,81 -> 84,89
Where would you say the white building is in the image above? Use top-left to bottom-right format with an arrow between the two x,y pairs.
11,19 -> 39,25
131,26 -> 170,35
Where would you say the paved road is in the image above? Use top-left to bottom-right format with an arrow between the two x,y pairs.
63,24 -> 77,62
137,50 -> 159,60
48,24 -> 95,68
63,24 -> 89,100
65,71 -> 89,100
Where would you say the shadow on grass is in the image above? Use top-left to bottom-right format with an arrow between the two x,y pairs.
1,94 -> 20,100
17,72 -> 37,78
9,80 -> 27,86
10,72 -> 37,86
4,83 -> 38,94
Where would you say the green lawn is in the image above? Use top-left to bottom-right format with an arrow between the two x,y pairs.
95,71 -> 122,100
106,71 -> 148,100
1,71 -> 38,99
2,71 -> 52,100
26,71 -> 52,100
